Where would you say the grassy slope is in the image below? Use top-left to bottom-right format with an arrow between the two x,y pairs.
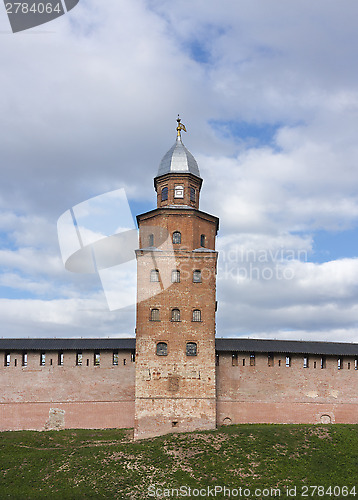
0,425 -> 357,499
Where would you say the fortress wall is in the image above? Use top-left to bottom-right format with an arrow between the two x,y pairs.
216,352 -> 358,425
0,350 -> 135,431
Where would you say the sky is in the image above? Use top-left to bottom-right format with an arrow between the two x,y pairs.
1,0 -> 358,342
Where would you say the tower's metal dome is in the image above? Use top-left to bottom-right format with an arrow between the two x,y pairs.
156,118 -> 201,178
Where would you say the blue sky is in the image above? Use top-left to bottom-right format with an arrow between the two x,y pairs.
1,0 -> 358,342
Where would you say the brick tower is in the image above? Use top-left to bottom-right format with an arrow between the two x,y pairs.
134,118 -> 219,440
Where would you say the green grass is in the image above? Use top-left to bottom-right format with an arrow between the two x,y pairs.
0,425 -> 357,499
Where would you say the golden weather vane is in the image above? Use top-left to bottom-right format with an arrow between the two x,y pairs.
176,115 -> 187,139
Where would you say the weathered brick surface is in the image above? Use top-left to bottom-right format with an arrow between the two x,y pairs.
0,350 -> 134,430
216,352 -> 358,425
135,173 -> 219,439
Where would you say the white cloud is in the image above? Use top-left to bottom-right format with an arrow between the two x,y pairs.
1,0 -> 358,341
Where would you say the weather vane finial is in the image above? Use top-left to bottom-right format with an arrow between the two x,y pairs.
176,115 -> 187,139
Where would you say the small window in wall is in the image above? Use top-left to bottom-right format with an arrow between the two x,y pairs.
149,233 -> 154,247
242,359 -> 246,366
174,185 -> 184,198
4,353 -> 10,367
150,269 -> 159,282
58,352 -> 63,366
173,231 -> 181,244
321,357 -> 326,369
303,356 -> 309,368
171,270 -> 180,283
348,362 -> 351,370
286,356 -> 291,367
190,187 -> 196,202
94,352 -> 100,366
313,361 -> 317,369
200,234 -> 205,247
192,309 -> 201,322
193,270 -> 202,283
86,359 -> 89,366
40,352 -> 46,366
113,351 -> 119,366
338,358 -> 343,370
156,342 -> 167,356
268,354 -> 274,367
216,354 -> 220,366
278,360 -> 281,367
76,352 -> 83,366
131,352 -> 135,362
232,353 -> 238,366
151,308 -> 160,321
161,186 -> 168,201
123,359 -> 126,365
22,352 -> 28,367
14,359 -> 17,367
355,359 -> 358,370
171,308 -> 180,321
186,342 -> 197,356
250,353 -> 255,366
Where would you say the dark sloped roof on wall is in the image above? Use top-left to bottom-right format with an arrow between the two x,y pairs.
0,337 -> 357,356
215,338 -> 358,356
0,338 -> 136,351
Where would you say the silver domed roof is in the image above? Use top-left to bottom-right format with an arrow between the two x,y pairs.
156,135 -> 201,178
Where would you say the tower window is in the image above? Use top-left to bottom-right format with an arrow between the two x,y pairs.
156,342 -> 168,356
171,308 -> 180,322
200,234 -> 205,247
250,353 -> 256,366
149,233 -> 154,247
303,356 -> 309,368
190,187 -> 196,202
113,351 -> 119,366
76,352 -> 83,366
150,308 -> 160,321
94,352 -> 100,366
193,270 -> 202,283
4,353 -> 10,367
232,353 -> 238,366
338,358 -> 343,370
192,309 -> 201,322
268,354 -> 274,367
40,352 -> 46,366
171,270 -> 180,283
174,185 -> 184,198
173,231 -> 181,244
150,269 -> 159,282
186,342 -> 197,356
22,352 -> 28,367
286,356 -> 291,367
321,357 -> 326,369
161,187 -> 168,201
58,352 -> 63,366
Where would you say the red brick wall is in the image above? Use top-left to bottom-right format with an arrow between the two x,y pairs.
216,352 -> 358,425
0,350 -> 134,431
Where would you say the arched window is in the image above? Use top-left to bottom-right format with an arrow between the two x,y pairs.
161,187 -> 168,201
186,342 -> 197,356
171,270 -> 180,283
173,231 -> 181,244
192,309 -> 201,322
171,308 -> 180,322
150,269 -> 159,282
193,270 -> 201,283
149,233 -> 154,247
200,234 -> 205,247
156,342 -> 168,356
151,308 -> 160,321
190,187 -> 196,202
